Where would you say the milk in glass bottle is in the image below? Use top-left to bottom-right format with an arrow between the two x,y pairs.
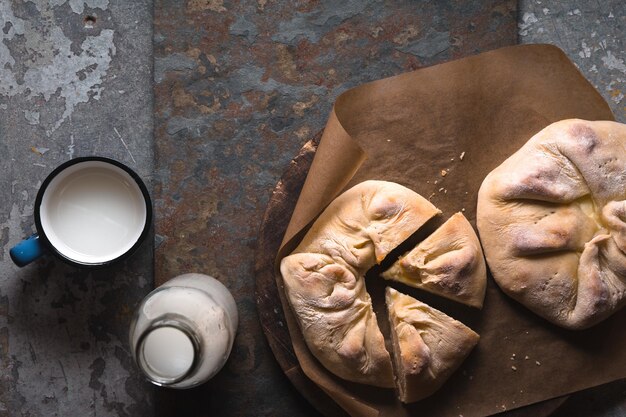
129,273 -> 238,388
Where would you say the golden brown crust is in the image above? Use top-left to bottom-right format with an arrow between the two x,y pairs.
385,287 -> 479,403
281,180 -> 440,387
382,212 -> 487,308
477,119 -> 626,329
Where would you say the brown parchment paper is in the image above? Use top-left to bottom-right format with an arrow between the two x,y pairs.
275,44 -> 625,417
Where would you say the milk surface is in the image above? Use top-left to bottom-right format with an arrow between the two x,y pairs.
142,326 -> 194,380
40,162 -> 146,263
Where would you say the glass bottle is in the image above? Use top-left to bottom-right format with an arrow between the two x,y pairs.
129,273 -> 238,389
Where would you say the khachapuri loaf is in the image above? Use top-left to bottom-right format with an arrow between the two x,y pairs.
477,119 -> 626,329
281,180 -> 485,402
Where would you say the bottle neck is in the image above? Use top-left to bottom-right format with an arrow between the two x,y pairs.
136,315 -> 202,386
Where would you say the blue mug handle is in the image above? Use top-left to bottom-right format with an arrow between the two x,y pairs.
10,234 -> 45,267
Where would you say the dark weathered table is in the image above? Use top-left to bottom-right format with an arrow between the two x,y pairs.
0,0 -> 623,416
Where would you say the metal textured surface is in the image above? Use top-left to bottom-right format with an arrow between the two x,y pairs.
518,0 -> 625,123
0,1 -> 154,416
154,1 -> 515,416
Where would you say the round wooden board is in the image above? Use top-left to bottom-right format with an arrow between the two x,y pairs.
254,131 -> 567,417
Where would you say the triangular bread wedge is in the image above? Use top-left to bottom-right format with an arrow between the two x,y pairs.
281,181 -> 440,387
385,287 -> 479,403
382,212 -> 487,308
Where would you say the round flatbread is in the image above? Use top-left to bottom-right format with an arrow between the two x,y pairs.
477,119 -> 626,329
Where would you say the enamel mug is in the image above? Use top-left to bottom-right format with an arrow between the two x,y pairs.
10,157 -> 152,268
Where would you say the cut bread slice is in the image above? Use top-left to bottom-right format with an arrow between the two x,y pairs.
385,287 -> 479,403
382,212 -> 487,308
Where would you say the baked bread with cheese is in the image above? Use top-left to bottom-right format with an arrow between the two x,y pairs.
385,287 -> 479,403
477,119 -> 626,329
382,212 -> 487,308
281,180 -> 440,387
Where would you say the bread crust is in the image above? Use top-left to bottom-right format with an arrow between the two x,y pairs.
385,287 -> 479,403
383,212 -> 487,308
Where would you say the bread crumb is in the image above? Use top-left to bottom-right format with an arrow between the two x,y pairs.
441,169 -> 448,177
426,180 -> 430,184
428,193 -> 436,200
451,158 -> 455,162
461,208 -> 466,212
439,188 -> 444,192
444,189 -> 447,194
535,361 -> 541,366
465,191 -> 468,195
511,366 -> 517,371
460,151 -> 466,160
525,355 -> 530,360
386,139 -> 391,142
434,180 -> 438,185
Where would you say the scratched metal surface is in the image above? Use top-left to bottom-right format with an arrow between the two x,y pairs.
0,1 -> 154,416
153,1 -> 516,416
518,0 -> 625,123
517,2 -> 626,416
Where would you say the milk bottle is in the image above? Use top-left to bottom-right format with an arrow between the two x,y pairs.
129,273 -> 238,388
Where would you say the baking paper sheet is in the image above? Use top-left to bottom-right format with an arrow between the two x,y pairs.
276,44 -> 623,417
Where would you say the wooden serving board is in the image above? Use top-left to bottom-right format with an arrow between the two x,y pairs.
253,131 -> 567,417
